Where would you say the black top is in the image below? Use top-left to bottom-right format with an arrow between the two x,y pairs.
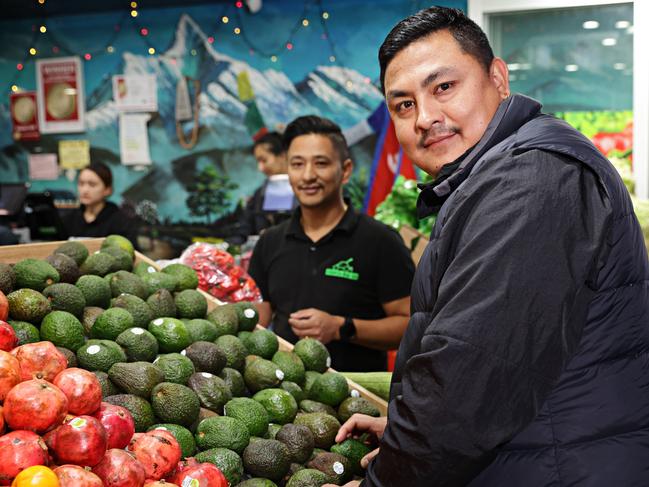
62,201 -> 138,246
248,203 -> 415,372
237,181 -> 296,239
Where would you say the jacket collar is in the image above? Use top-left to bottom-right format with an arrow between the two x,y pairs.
416,94 -> 542,218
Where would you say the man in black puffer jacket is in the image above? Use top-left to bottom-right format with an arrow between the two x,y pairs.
327,7 -> 649,487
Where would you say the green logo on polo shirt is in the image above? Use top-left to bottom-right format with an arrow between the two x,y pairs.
325,258 -> 359,281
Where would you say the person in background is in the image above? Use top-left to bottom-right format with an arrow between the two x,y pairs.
237,132 -> 296,239
326,6 -> 649,487
62,162 -> 137,245
248,116 -> 415,372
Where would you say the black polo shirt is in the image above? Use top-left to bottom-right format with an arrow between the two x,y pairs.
248,204 -> 415,372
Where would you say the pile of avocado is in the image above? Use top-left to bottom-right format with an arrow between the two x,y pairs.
0,235 -> 383,486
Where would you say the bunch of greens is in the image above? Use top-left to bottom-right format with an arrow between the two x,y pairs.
374,176 -> 436,236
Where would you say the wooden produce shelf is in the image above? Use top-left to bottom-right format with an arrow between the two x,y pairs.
0,238 -> 389,415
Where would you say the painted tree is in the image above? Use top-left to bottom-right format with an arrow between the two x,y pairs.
186,165 -> 238,224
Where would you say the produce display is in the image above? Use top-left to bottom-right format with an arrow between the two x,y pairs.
0,236 -> 384,486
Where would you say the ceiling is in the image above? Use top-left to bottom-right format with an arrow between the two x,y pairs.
2,0 -> 230,20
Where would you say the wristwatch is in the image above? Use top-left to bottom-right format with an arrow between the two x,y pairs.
339,316 -> 357,342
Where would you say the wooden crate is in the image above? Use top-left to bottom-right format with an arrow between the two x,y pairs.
0,239 -> 388,415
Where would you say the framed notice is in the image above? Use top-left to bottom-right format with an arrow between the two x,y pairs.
112,74 -> 158,112
36,56 -> 85,134
10,91 -> 40,141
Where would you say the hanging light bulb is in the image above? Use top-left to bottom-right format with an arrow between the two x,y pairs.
39,25 -> 47,33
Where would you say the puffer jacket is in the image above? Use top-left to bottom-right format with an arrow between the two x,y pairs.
363,94 -> 649,486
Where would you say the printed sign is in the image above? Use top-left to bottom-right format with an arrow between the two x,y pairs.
58,140 -> 90,170
36,56 -> 85,133
10,91 -> 40,141
119,113 -> 152,165
112,74 -> 158,112
28,153 -> 59,180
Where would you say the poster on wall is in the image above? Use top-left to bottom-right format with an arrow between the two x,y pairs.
10,91 -> 40,141
112,74 -> 158,112
28,153 -> 59,180
119,113 -> 152,165
36,56 -> 85,134
58,140 -> 90,170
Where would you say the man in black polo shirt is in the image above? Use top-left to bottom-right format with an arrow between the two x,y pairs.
248,115 -> 415,372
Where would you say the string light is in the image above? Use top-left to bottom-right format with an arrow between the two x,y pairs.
329,55 -> 336,62
286,42 -> 293,50
107,46 -> 115,53
234,27 -> 241,34
191,49 -> 197,56
235,1 -> 243,7
140,27 -> 148,36
37,0 -> 45,4
39,25 -> 47,33
148,47 -> 155,54
84,53 -> 92,60
271,55 -> 278,62
29,47 -> 37,55
52,46 -> 59,53
322,12 -> 329,19
302,19 -> 309,27
131,1 -> 137,7
16,63 -> 23,71
208,36 -> 214,44
345,80 -> 353,89
131,10 -> 138,17
11,85 -> 19,92
222,16 -> 229,24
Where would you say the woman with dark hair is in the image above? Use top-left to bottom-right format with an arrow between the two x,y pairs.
62,162 -> 137,245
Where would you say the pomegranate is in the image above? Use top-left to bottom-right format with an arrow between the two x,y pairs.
0,350 -> 20,401
0,405 -> 4,435
53,368 -> 102,416
11,342 -> 67,382
3,379 -> 68,434
93,403 -> 135,450
0,320 -> 17,352
0,430 -> 50,486
54,464 -> 104,487
166,458 -> 199,485
45,416 -> 107,467
92,449 -> 146,487
127,430 -> 181,481
0,290 -> 8,321
172,463 -> 228,487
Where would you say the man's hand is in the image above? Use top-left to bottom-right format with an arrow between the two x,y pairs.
288,308 -> 343,344
323,481 -> 361,487
335,413 -> 388,443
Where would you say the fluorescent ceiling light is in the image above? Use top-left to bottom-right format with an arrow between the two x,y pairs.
565,64 -> 579,72
582,20 -> 599,29
615,20 -> 630,29
602,38 -> 617,46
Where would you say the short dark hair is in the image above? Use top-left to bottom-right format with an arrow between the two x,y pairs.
253,131 -> 284,156
379,6 -> 494,93
283,115 -> 351,163
82,162 -> 113,188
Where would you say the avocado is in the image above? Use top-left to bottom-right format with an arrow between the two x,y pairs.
337,396 -> 381,423
93,370 -> 121,397
267,423 -> 282,439
237,479 -> 278,487
187,372 -> 232,413
101,246 -> 133,272
13,258 -> 60,291
253,388 -> 298,425
307,452 -> 352,485
54,241 -> 89,266
185,318 -> 218,342
234,301 -> 259,331
104,393 -> 156,432
280,381 -> 307,403
133,261 -> 156,276
91,307 -> 135,340
42,282 -> 86,318
39,310 -> 86,352
140,271 -> 176,296
146,288 -> 176,318
308,372 -> 349,407
195,415 -> 250,454
206,304 -> 239,337
108,271 -> 147,299
161,263 -> 198,291
115,327 -> 159,362
8,320 -> 40,345
45,253 -> 80,284
7,288 -> 51,324
56,346 -> 78,367
294,338 -> 331,373
272,351 -> 306,385
174,289 -> 208,319
223,397 -> 269,437
299,399 -> 337,418
153,353 -> 195,384
148,317 -> 192,353
293,413 -> 341,449
241,329 -> 279,360
285,468 -> 329,487
0,263 -> 16,294
82,306 -> 105,335
108,361 -> 165,398
215,334 -> 247,371
102,234 -> 135,259
111,293 -> 153,328
276,423 -> 314,464
244,358 -> 284,393
76,275 -> 112,308
303,371 -> 322,397
77,339 -> 127,372
151,381 -> 200,427
183,340 -> 226,374
193,447 -> 244,485
219,367 -> 246,397
242,438 -> 291,481
330,438 -> 372,476
148,423 -> 197,458
79,252 -> 116,277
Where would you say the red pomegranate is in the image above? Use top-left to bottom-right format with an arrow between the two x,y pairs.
53,368 -> 103,415
172,463 -> 228,487
0,405 -> 4,435
0,350 -> 20,402
0,430 -> 50,486
92,449 -> 146,487
0,291 -> 8,321
166,458 -> 199,484
3,379 -> 68,434
0,320 -> 17,352
11,341 -> 67,382
45,415 -> 107,467
54,465 -> 104,487
127,430 -> 181,481
93,403 -> 135,450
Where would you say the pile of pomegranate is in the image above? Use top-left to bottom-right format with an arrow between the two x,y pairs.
0,314 -> 227,487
